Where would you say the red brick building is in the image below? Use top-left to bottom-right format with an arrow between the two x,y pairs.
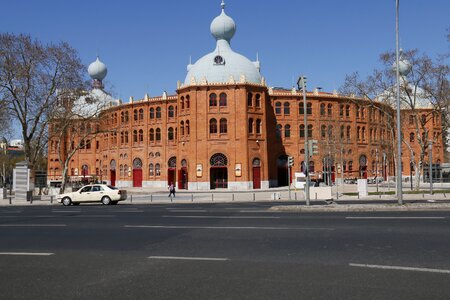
47,2 -> 444,190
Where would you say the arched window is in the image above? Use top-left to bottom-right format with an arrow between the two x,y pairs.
149,129 -> 154,142
356,105 -> 360,118
346,105 -> 350,117
81,165 -> 89,176
285,124 -> 291,138
210,119 -> 218,134
186,95 -> 190,109
284,102 -> 290,115
138,129 -> 144,142
299,102 -> 304,115
133,158 -> 143,169
327,104 -> 332,116
247,93 -> 253,107
276,124 -> 282,140
168,106 -> 174,118
149,164 -> 154,176
186,120 -> 190,135
253,158 -> 261,167
168,157 -> 177,168
124,111 -> 129,122
307,103 -> 312,115
168,127 -> 174,140
180,121 -> 185,136
340,105 -> 344,117
421,114 -> 427,125
120,165 -> 124,177
125,131 -> 129,143
156,107 -> 161,119
133,130 -> 138,143
362,126 -> 366,141
341,125 -> 345,139
156,128 -> 161,141
361,108 -> 365,118
181,159 -> 188,168
299,124 -> 305,138
256,119 -> 262,134
209,93 -> 217,106
210,153 -> 228,166
321,125 -> 326,139
347,126 -> 351,139
134,109 -> 138,121
155,164 -> 161,176
275,102 -> 282,115
349,161 -> 353,171
219,93 -> 227,107
139,109 -> 144,120
357,126 -> 361,140
320,103 -> 326,116
328,125 -> 333,138
180,96 -> 185,110
410,132 -> 415,143
248,118 -> 254,134
220,118 -> 227,134
255,94 -> 261,108
150,108 -> 155,119
307,125 -> 313,138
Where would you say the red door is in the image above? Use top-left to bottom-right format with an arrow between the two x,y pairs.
168,169 -> 176,186
133,169 -> 142,187
110,170 -> 116,187
178,168 -> 188,190
253,167 -> 261,189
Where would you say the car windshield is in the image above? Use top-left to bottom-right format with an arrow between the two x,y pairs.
108,185 -> 118,190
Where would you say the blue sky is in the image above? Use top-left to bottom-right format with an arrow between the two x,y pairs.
1,0 -> 448,101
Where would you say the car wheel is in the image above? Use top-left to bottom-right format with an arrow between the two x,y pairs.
62,197 -> 72,206
101,196 -> 111,205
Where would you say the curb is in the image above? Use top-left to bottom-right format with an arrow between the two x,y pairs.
269,204 -> 450,212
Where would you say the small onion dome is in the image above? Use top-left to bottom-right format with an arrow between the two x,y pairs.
88,57 -> 108,80
210,1 -> 236,42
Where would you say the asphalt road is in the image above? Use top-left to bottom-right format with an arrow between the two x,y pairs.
1,202 -> 449,299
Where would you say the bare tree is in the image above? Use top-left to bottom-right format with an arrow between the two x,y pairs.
0,33 -> 86,166
49,90 -> 115,193
341,49 -> 450,190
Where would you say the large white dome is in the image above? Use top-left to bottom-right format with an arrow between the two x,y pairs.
184,2 -> 261,85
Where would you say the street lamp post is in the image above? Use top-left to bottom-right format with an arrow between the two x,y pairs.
297,76 -> 310,206
395,0 -> 411,205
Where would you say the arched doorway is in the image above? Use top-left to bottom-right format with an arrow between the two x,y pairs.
179,159 -> 188,190
359,155 -> 368,179
110,160 -> 116,187
210,153 -> 228,189
167,157 -> 176,186
133,158 -> 143,187
252,158 -> 261,189
277,155 -> 289,187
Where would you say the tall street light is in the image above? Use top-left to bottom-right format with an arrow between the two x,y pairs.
297,76 -> 310,206
395,0 -> 411,205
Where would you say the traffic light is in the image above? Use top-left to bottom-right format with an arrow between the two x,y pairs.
308,140 -> 319,156
288,156 -> 294,167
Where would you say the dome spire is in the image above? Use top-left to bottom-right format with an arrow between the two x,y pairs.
210,1 -> 236,42
221,0 -> 225,11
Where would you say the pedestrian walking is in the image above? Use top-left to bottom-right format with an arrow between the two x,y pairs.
168,182 -> 176,198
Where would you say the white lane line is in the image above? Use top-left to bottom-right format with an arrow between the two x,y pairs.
52,210 -> 81,213
239,210 -> 272,213
168,210 -> 207,213
0,224 -> 67,227
346,217 -> 446,220
125,225 -> 334,230
349,263 -> 450,274
0,252 -> 55,256
148,256 -> 228,261
162,215 -> 280,219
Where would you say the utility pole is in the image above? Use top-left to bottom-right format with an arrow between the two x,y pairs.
297,76 -> 310,206
429,141 -> 433,195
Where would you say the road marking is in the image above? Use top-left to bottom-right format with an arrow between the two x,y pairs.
0,252 -> 55,256
346,217 -> 446,220
167,210 -> 207,213
125,225 -> 333,230
52,210 -> 81,213
148,256 -> 228,261
349,263 -> 450,274
0,224 -> 67,227
162,215 -> 280,219
239,210 -> 272,213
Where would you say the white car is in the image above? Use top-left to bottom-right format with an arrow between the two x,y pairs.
57,184 -> 127,206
